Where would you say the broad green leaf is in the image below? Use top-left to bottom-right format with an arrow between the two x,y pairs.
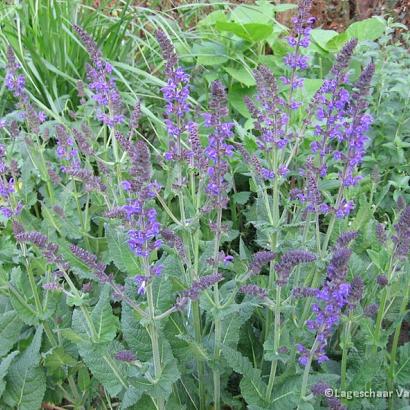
397,342 -> 410,384
121,301 -> 152,361
0,311 -> 24,357
78,341 -> 128,396
0,351 -> 18,397
311,29 -> 338,50
197,10 -> 227,27
230,4 -> 275,24
228,83 -> 256,117
121,386 -> 144,409
224,67 -> 256,87
3,327 -> 46,410
233,191 -> 251,205
44,347 -> 77,373
91,285 -> 119,343
106,224 -> 140,275
346,17 -> 386,42
8,288 -> 38,326
133,357 -> 180,401
222,345 -> 268,407
192,41 -> 229,66
216,22 -> 273,42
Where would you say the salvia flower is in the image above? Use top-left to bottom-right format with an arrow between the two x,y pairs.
239,284 -> 268,299
70,244 -> 111,283
180,273 -> 223,301
249,251 -> 276,276
203,81 -> 234,210
311,382 -> 347,410
245,65 -> 289,153
73,25 -> 124,126
282,0 -> 314,94
298,241 -> 353,366
275,250 -> 316,286
114,350 -> 136,363
156,29 -> 191,161
376,275 -> 388,288
392,205 -> 410,259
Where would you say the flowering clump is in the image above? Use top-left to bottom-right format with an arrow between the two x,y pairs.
0,1 -> 406,410
73,25 -> 124,126
203,81 -> 234,210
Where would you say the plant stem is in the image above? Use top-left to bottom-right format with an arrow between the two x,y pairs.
265,286 -> 282,400
213,207 -> 223,410
388,286 -> 409,410
340,313 -> 352,394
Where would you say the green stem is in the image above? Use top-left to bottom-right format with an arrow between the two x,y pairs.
340,314 -> 352,394
213,207 -> 223,410
265,286 -> 282,400
388,286 -> 409,410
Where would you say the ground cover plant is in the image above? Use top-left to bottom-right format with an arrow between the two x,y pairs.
0,1 -> 409,409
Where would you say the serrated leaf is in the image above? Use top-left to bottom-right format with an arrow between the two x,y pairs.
121,386 -> 144,409
397,343 -> 410,384
106,224 -> 140,274
0,351 -> 19,397
3,327 -> 46,410
133,357 -> 180,401
222,345 -> 268,407
346,17 -> 386,42
0,311 -> 23,357
8,289 -> 38,326
78,341 -> 128,396
44,347 -> 77,372
91,285 -> 119,343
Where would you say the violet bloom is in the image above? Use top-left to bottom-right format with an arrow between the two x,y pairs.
70,244 -> 112,283
281,0 -> 314,96
239,284 -> 268,299
180,273 -> 223,302
73,25 -> 124,127
245,66 -> 289,153
5,47 -> 27,103
298,242 -> 353,366
156,30 -> 191,161
249,251 -> 276,276
203,81 -> 234,210
0,144 -> 18,219
392,205 -> 410,259
275,249 -> 316,286
114,350 -> 136,363
4,47 -> 46,132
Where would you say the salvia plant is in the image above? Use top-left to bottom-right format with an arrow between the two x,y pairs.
0,1 -> 409,410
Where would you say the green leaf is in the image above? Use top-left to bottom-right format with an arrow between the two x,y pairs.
0,351 -> 19,397
228,83 -> 256,117
121,301 -> 152,361
8,288 -> 38,326
78,341 -> 128,396
133,357 -> 180,401
0,311 -> 24,357
222,345 -> 268,407
224,67 -> 256,87
91,285 -> 119,343
233,191 -> 252,205
192,41 -> 229,66
216,22 -> 273,42
230,4 -> 275,24
197,10 -> 227,27
396,342 -> 410,384
346,17 -> 386,42
3,327 -> 46,410
106,224 -> 140,274
44,347 -> 77,373
121,386 -> 144,409
310,29 -> 338,50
